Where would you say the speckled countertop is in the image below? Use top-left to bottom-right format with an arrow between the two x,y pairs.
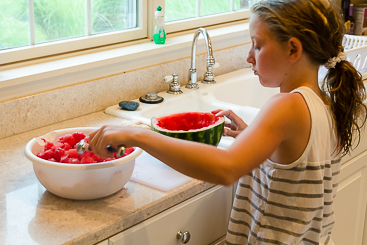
0,112 -> 214,245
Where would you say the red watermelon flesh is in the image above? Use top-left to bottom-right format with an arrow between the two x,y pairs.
156,112 -> 220,131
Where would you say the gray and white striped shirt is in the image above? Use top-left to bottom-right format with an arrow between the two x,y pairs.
226,87 -> 340,245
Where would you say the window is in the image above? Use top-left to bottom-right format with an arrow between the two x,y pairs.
0,0 -> 254,66
164,0 -> 253,33
0,0 -> 147,65
166,0 -> 250,22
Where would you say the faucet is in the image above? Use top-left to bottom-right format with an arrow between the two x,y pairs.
186,28 -> 216,89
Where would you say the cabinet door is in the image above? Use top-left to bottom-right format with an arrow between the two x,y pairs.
109,185 -> 232,245
332,151 -> 367,245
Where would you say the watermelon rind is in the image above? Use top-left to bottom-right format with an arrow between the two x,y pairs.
151,112 -> 225,146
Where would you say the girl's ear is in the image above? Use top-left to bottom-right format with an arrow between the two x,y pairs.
288,37 -> 303,62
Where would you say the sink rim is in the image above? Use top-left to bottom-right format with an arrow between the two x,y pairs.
105,68 -> 277,124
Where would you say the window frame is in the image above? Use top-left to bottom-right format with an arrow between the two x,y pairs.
152,0 -> 251,34
165,9 -> 250,34
1,0 -> 252,66
0,0 -> 253,102
0,20 -> 250,103
0,0 -> 148,66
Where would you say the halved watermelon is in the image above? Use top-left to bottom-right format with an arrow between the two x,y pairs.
151,112 -> 224,146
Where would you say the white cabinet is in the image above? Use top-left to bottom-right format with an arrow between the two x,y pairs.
332,150 -> 367,245
109,185 -> 232,245
210,236 -> 226,245
104,151 -> 367,245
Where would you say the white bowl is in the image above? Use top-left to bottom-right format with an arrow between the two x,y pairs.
24,127 -> 143,200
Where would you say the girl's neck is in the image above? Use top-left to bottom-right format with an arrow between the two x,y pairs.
280,57 -> 321,97
281,74 -> 328,104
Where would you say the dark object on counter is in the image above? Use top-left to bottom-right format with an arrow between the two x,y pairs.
139,93 -> 164,104
119,101 -> 140,111
342,0 -> 351,23
348,4 -> 355,35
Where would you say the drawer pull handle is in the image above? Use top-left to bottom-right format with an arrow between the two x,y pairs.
176,231 -> 191,244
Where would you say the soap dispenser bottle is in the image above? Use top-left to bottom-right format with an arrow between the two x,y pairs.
153,6 -> 166,44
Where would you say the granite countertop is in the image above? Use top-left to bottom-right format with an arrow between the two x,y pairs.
0,112 -> 214,245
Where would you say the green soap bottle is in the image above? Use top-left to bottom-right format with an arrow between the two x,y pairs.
153,6 -> 166,44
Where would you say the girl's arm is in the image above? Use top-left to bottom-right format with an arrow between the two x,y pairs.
89,93 -> 310,186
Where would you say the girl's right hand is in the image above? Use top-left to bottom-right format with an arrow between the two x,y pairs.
212,109 -> 248,138
88,125 -> 139,158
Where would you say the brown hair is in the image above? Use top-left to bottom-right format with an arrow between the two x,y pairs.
252,0 -> 367,156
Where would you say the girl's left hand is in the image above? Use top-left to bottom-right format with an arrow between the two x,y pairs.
212,109 -> 248,138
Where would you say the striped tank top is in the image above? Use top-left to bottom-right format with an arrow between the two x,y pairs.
226,87 -> 341,245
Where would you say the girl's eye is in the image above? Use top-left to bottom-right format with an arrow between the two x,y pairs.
252,45 -> 260,51
251,42 -> 260,51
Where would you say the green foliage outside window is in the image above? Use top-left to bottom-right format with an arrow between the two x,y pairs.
0,0 -> 249,51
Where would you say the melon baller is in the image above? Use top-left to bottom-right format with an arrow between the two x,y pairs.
76,139 -> 126,158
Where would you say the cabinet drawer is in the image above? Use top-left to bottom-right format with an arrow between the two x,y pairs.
109,185 -> 232,245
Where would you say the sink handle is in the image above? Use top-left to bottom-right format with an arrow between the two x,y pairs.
164,75 -> 173,83
165,73 -> 183,95
203,62 -> 220,84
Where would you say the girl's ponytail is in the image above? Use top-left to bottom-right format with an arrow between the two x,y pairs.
323,59 -> 367,156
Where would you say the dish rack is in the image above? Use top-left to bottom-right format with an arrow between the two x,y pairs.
343,34 -> 367,50
343,35 -> 367,74
319,34 -> 367,80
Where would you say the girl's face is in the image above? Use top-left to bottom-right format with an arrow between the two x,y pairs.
246,14 -> 291,88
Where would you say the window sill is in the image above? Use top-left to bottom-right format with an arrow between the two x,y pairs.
0,20 -> 250,102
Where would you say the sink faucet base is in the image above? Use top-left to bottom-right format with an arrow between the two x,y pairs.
185,83 -> 200,89
202,68 -> 216,84
202,80 -> 216,84
167,90 -> 183,94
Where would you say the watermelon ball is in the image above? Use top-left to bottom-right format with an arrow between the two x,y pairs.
36,131 -> 135,164
151,112 -> 225,146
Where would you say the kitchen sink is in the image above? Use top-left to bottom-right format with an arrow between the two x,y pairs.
105,68 -> 278,127
105,91 -> 220,125
211,73 -> 279,108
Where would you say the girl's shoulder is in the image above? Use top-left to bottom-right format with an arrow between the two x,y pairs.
241,91 -> 312,165
262,92 -> 309,115
253,91 -> 310,138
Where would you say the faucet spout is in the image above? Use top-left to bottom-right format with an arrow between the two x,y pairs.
191,28 -> 215,69
186,28 -> 216,89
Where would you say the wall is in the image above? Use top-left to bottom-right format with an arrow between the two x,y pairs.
0,44 -> 250,139
3,0 -> 365,140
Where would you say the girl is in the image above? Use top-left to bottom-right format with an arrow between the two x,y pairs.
89,0 -> 367,244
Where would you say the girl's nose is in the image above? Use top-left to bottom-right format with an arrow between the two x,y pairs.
246,53 -> 255,66
246,48 -> 255,65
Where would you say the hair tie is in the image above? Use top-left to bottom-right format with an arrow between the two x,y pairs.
324,52 -> 347,69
